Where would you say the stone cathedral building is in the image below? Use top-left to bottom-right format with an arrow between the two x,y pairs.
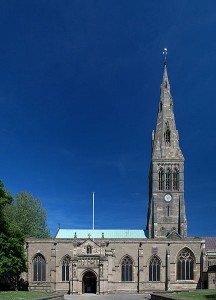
24,62 -> 216,294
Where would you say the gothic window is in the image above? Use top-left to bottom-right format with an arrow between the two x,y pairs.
33,254 -> 46,281
149,256 -> 161,281
165,129 -> 171,144
62,256 -> 70,281
158,168 -> 164,190
177,248 -> 194,280
87,245 -> 92,254
164,122 -> 171,145
121,256 -> 133,281
165,168 -> 171,190
173,168 -> 179,190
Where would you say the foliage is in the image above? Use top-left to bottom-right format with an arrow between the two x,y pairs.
0,181 -> 26,290
4,192 -> 50,238
0,180 -> 13,231
170,290 -> 216,299
0,291 -> 52,299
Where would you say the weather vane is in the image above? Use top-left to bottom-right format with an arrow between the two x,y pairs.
163,48 -> 168,63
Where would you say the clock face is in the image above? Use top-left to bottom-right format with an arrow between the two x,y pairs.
164,194 -> 172,202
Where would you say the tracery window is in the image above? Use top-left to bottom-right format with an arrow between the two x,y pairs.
62,256 -> 70,281
121,256 -> 133,281
177,248 -> 194,280
165,168 -> 171,190
158,168 -> 164,190
33,254 -> 46,281
149,256 -> 161,281
173,168 -> 179,190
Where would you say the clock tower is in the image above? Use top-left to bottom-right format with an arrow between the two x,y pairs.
146,61 -> 187,238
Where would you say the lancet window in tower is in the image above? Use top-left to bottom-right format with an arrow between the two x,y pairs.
177,248 -> 194,280
165,168 -> 171,190
173,168 -> 179,190
158,168 -> 164,190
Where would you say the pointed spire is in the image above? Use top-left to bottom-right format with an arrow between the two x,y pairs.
162,63 -> 170,88
161,48 -> 170,90
151,56 -> 183,160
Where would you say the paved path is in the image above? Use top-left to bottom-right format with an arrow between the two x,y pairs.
64,294 -> 151,300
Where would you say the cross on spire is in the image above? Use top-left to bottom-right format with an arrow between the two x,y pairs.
163,48 -> 168,64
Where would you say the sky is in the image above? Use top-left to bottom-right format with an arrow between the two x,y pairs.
0,1 -> 215,238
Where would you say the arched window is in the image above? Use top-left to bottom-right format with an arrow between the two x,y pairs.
149,256 -> 161,281
173,168 -> 179,190
87,245 -> 92,254
121,256 -> 133,281
164,122 -> 171,144
177,248 -> 194,280
62,256 -> 70,281
158,168 -> 164,190
33,254 -> 46,281
165,168 -> 171,190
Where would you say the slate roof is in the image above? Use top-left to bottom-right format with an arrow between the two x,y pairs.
205,237 -> 216,250
55,229 -> 147,239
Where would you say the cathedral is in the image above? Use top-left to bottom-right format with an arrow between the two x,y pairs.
24,61 -> 216,294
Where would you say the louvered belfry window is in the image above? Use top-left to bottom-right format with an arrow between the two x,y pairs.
159,168 -> 164,190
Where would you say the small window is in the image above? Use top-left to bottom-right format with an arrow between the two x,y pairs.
165,129 -> 171,144
33,254 -> 46,281
149,256 -> 161,281
121,256 -> 133,281
167,205 -> 170,216
164,122 -> 171,145
62,256 -> 70,281
87,245 -> 92,254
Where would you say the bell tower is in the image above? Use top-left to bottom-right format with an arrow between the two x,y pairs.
147,58 -> 187,238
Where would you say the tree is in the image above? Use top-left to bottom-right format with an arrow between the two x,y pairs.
4,192 -> 50,238
0,181 -> 26,290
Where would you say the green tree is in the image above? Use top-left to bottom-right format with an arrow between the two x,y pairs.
4,192 -> 50,238
0,181 -> 26,290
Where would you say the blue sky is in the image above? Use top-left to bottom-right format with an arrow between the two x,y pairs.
0,1 -> 215,237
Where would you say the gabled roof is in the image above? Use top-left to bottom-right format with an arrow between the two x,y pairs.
55,229 -> 147,239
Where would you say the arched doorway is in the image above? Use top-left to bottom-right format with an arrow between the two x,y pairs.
82,271 -> 97,294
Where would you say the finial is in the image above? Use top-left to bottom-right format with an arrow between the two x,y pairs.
163,48 -> 168,65
58,223 -> 61,229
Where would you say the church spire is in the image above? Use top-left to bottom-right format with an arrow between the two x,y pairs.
147,54 -> 187,239
151,59 -> 183,160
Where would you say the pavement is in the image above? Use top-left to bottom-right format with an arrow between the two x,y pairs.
64,293 -> 151,300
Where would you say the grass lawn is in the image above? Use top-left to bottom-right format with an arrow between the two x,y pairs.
170,290 -> 216,299
0,291 -> 53,300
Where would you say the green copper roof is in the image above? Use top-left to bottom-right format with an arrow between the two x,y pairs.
55,229 -> 147,239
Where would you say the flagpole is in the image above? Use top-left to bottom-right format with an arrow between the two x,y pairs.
92,192 -> 94,241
